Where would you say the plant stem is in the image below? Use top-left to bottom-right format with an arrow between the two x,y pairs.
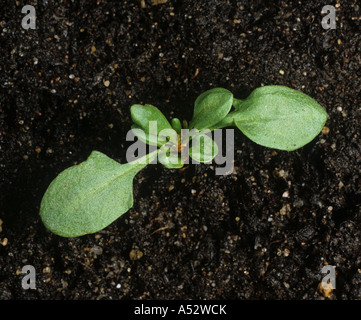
207,112 -> 237,131
128,148 -> 159,166
207,97 -> 245,131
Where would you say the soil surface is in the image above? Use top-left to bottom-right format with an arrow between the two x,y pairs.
1,0 -> 361,300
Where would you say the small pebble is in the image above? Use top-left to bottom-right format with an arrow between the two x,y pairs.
43,266 -> 51,274
322,126 -> 330,134
90,245 -> 103,256
1,238 -> 7,246
280,204 -> 291,215
283,248 -> 290,257
129,249 -> 143,261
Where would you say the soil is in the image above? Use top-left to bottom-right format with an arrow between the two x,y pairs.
1,0 -> 361,300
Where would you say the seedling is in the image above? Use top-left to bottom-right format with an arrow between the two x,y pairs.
40,85 -> 328,237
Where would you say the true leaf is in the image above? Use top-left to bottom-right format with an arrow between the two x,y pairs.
131,124 -> 163,147
232,98 -> 244,109
40,150 -> 156,237
130,104 -> 173,146
189,88 -> 233,130
229,85 -> 328,151
158,133 -> 184,168
158,146 -> 184,169
189,131 -> 219,163
171,118 -> 182,134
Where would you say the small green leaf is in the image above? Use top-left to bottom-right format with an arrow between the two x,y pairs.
229,85 -> 328,151
40,151 -> 156,237
158,137 -> 184,169
232,98 -> 244,109
130,104 -> 173,146
189,131 -> 219,163
171,118 -> 182,134
159,149 -> 184,169
162,161 -> 184,169
131,124 -> 164,147
189,88 -> 233,130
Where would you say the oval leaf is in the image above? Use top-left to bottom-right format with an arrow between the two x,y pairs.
189,132 -> 219,163
231,85 -> 328,151
171,117 -> 182,134
131,124 -> 164,147
189,88 -> 233,130
159,152 -> 184,169
40,151 -> 153,237
158,138 -> 184,169
130,104 -> 173,146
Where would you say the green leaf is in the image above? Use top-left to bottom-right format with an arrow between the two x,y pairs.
171,118 -> 182,134
189,131 -> 219,163
40,151 -> 156,237
130,104 -> 173,146
158,135 -> 184,169
189,88 -> 233,130
131,124 -> 164,147
158,149 -> 184,169
232,98 -> 244,109
162,161 -> 184,169
229,85 -> 328,151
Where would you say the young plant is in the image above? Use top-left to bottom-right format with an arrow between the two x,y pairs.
40,85 -> 328,237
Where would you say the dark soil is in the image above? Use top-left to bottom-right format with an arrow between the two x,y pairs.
1,0 -> 361,300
